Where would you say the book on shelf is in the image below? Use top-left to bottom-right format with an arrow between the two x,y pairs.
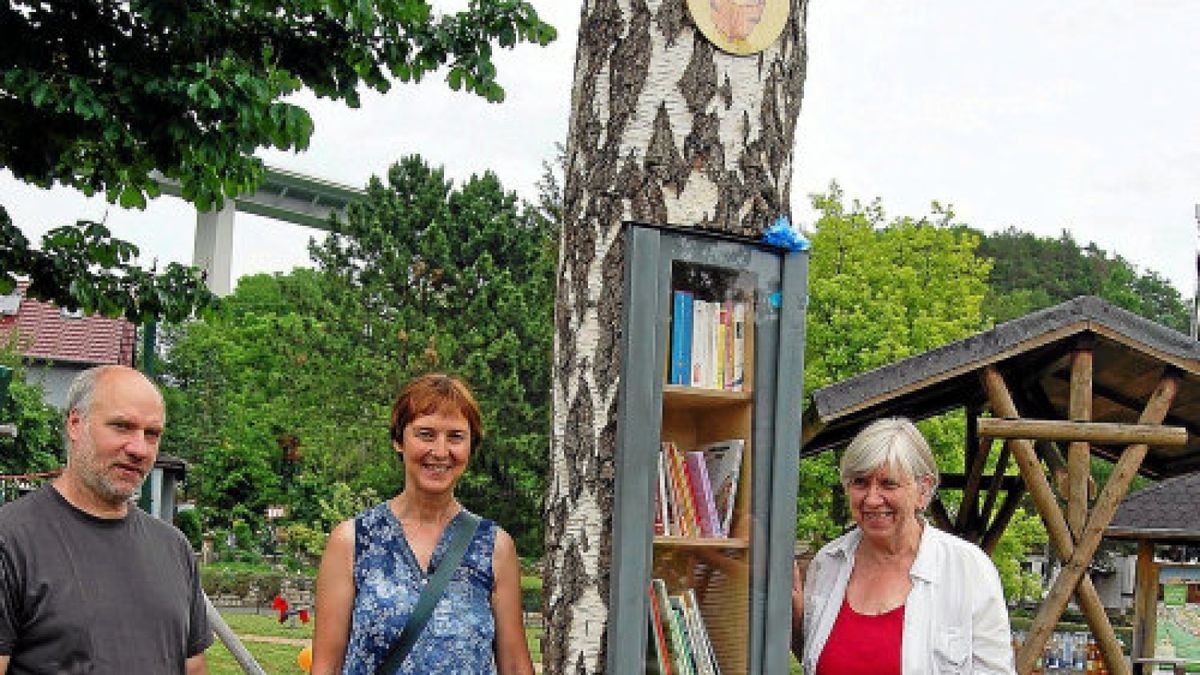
669,595 -> 698,675
684,451 -> 720,537
690,299 -> 714,389
657,449 -> 676,533
651,578 -> 691,675
669,291 -> 748,391
730,301 -> 746,391
680,589 -> 719,675
664,442 -> 700,537
714,303 -> 727,390
698,439 -> 745,538
669,291 -> 694,386
647,582 -> 673,674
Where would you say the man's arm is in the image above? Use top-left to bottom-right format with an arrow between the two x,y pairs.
184,652 -> 207,675
0,653 -> 10,674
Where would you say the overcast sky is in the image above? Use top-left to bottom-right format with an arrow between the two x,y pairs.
4,1 -> 1199,296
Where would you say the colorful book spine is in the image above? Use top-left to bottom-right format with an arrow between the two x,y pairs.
652,578 -> 690,675
669,595 -> 698,675
667,443 -> 699,536
656,451 -> 673,536
683,589 -> 719,675
730,301 -> 746,391
690,299 -> 713,389
669,290 -> 694,385
685,450 -> 720,537
647,582 -> 673,675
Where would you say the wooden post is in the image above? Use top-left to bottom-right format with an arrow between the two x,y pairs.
979,439 -> 1012,530
927,496 -> 953,532
957,408 -> 986,534
1068,347 -> 1092,539
981,366 -> 1129,675
981,484 -> 1025,554
1132,540 -> 1158,665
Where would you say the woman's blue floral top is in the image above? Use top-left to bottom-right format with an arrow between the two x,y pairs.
342,502 -> 498,674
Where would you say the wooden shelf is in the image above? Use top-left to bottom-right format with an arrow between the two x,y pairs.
653,535 -> 750,550
662,385 -> 753,408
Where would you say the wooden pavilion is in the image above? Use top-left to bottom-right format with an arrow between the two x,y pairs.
1107,471 -> 1200,673
801,296 -> 1200,675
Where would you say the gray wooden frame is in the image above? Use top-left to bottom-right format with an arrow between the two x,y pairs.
609,222 -> 808,673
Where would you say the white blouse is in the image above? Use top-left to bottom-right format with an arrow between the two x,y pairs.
799,525 -> 1016,675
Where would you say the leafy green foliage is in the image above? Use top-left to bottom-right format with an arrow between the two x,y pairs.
0,345 -> 63,475
0,208 -> 216,323
161,155 -> 557,556
1,0 -> 556,208
0,0 -> 554,323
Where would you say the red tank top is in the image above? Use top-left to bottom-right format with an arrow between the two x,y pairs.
815,597 -> 904,675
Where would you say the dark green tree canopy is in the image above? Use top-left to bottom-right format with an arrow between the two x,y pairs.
1,0 -> 556,209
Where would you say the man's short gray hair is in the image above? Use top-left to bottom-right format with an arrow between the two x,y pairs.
63,365 -> 163,425
64,366 -> 107,421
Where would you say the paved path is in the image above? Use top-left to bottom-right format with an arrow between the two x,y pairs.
237,633 -> 310,647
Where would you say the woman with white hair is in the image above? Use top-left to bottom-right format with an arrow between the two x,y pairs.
791,417 -> 1014,674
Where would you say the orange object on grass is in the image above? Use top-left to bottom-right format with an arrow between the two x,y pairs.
297,643 -> 312,672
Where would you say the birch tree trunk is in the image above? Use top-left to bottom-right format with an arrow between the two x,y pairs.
543,1 -> 809,672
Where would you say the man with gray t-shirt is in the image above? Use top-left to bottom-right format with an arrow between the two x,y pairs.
0,366 -> 211,674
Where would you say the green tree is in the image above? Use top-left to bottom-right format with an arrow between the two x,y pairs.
308,155 -> 557,554
0,346 -> 61,475
976,227 -> 1189,330
1,0 -> 555,319
162,155 -> 557,556
799,184 -> 993,541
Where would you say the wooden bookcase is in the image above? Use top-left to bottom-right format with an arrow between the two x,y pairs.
609,223 -> 808,675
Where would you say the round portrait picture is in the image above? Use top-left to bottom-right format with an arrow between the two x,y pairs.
688,0 -> 790,55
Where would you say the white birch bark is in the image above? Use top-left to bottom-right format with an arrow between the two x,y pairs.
544,1 -> 809,672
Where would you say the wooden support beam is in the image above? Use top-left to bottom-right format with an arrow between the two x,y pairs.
976,417 -> 1187,446
980,439 -> 1013,528
927,496 -> 953,532
958,437 -> 990,533
939,473 -> 1023,491
1132,540 -> 1158,663
981,366 -> 1131,675
981,482 -> 1025,554
1068,347 -> 1093,540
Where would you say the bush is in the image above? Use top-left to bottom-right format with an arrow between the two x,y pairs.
175,509 -> 202,550
200,562 -> 299,607
520,575 -> 542,613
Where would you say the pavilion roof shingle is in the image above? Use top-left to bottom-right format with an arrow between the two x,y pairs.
1107,471 -> 1200,541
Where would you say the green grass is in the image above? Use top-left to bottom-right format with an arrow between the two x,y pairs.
207,640 -> 307,675
211,610 -> 543,673
218,611 -> 314,640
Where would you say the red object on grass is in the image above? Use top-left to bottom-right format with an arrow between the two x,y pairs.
298,608 -> 310,624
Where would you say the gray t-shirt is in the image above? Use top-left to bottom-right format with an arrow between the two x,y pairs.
0,485 -> 212,673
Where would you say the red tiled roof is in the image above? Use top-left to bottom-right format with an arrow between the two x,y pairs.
0,283 -> 135,366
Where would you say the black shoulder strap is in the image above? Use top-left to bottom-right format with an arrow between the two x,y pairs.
375,511 -> 483,675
